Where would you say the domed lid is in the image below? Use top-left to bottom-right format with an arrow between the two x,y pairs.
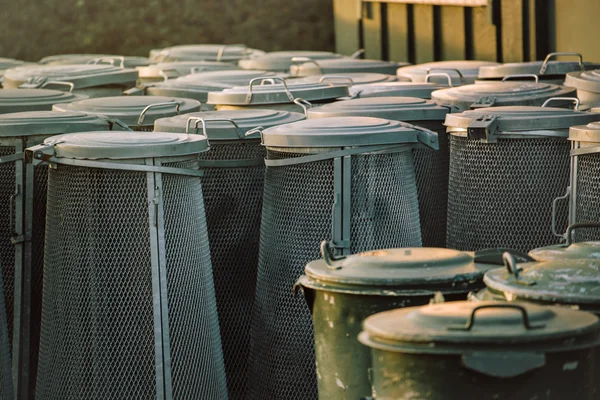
360,301 -> 600,351
207,79 -> 349,105
137,61 -> 240,79
0,58 -> 27,71
565,69 -> 600,94
432,82 -> 577,111
172,70 -> 283,86
3,64 -> 139,89
478,53 -> 600,79
261,116 -> 437,148
154,108 -> 304,139
445,106 -> 600,138
569,119 -> 600,143
397,60 -> 499,84
45,131 -> 208,160
288,72 -> 401,86
0,89 -> 88,114
307,97 -> 448,121
484,257 -> 600,306
239,51 -> 344,72
530,224 -> 600,260
350,81 -> 444,99
290,57 -> 409,76
149,44 -> 265,62
0,111 -> 115,137
38,54 -> 150,68
52,96 -> 201,126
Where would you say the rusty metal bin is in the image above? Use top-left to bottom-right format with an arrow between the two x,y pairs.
296,245 -> 504,400
360,301 -> 600,400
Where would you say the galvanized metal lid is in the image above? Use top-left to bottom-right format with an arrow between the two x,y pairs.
307,97 -> 448,121
150,44 -> 265,62
171,70 -> 282,86
290,57 -> 409,76
239,51 -> 343,72
478,56 -> 600,79
397,60 -> 499,85
288,73 -> 401,85
38,54 -> 150,68
349,82 -> 444,99
0,89 -> 87,114
445,106 -> 600,137
3,64 -> 139,89
484,258 -> 600,306
145,79 -> 232,103
261,116 -> 437,148
564,69 -> 600,94
0,111 -> 114,137
137,61 -> 240,80
569,120 -> 600,143
154,109 -> 304,140
52,96 -> 201,126
529,224 -> 600,261
433,82 -> 576,110
207,80 -> 349,105
45,131 -> 208,160
360,301 -> 599,350
0,58 -> 27,71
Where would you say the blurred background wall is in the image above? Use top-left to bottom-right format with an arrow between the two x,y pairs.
0,0 -> 336,61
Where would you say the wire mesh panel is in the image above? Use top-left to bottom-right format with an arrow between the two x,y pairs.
0,147 -> 15,347
447,136 -> 570,252
0,266 -> 13,400
574,153 -> 600,242
246,148 -> 422,400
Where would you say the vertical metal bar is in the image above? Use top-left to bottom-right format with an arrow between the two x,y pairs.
153,159 -> 173,400
332,157 -> 344,256
341,155 -> 352,256
380,3 -> 389,61
406,4 -> 416,64
569,141 -> 579,226
146,158 -> 166,400
464,7 -> 474,60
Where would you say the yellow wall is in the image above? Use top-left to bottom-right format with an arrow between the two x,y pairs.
554,0 -> 600,61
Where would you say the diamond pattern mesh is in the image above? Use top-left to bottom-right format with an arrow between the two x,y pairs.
198,140 -> 265,400
0,267 -> 13,400
413,127 -> 449,247
247,148 -> 421,400
37,159 -> 227,399
0,147 -> 15,349
447,136 -> 570,252
574,153 -> 600,242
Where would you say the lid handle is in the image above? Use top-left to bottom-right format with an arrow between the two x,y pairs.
565,222 -> 600,245
502,252 -> 535,286
501,74 -> 539,83
190,66 -> 208,74
102,117 -> 133,132
88,56 -> 126,68
185,117 -> 243,139
540,52 -> 584,75
293,98 -> 312,118
246,76 -> 294,104
426,67 -> 464,79
39,80 -> 75,92
154,50 -> 170,63
424,73 -> 454,87
447,303 -> 546,331
320,240 -> 346,270
290,57 -> 322,76
350,49 -> 365,59
159,69 -> 181,81
551,186 -> 571,239
473,248 -> 535,265
137,101 -> 181,126
542,97 -> 580,111
467,115 -> 499,143
216,44 -> 247,62
319,75 -> 354,87
244,126 -> 265,143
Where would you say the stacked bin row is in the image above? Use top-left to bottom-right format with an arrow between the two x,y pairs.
0,45 -> 599,400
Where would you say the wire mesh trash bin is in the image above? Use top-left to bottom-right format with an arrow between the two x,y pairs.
0,268 -> 13,400
3,64 -> 139,98
444,104 -> 600,253
154,108 -> 305,399
0,111 -> 125,400
246,116 -> 437,400
53,96 -> 200,131
29,131 -> 228,400
0,89 -> 87,114
397,60 -> 499,85
295,245 -> 505,400
308,97 -> 449,247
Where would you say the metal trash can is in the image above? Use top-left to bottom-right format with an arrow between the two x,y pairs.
566,122 -> 600,241
308,97 -> 449,247
397,60 -> 500,85
246,117 -> 437,400
239,51 -> 344,72
290,57 -> 409,77
444,104 -> 600,253
529,223 -> 600,261
154,109 -> 304,399
565,69 -> 600,109
0,268 -> 14,400
3,64 -> 139,98
208,77 -> 349,113
38,54 -> 150,68
348,81 -> 445,99
296,245 -> 505,400
29,131 -> 228,400
0,111 -> 124,400
432,79 -> 577,112
478,52 -> 600,84
136,61 -> 240,84
359,301 -> 600,400
0,89 -> 87,114
150,44 -> 264,63
53,96 -> 200,131
288,72 -> 402,85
